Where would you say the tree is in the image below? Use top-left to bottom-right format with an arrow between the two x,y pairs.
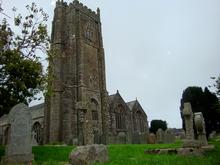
150,120 -> 167,134
0,2 -> 49,116
217,76 -> 220,96
211,76 -> 220,97
180,86 -> 220,137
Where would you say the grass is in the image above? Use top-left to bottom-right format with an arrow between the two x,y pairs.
96,141 -> 220,165
33,145 -> 74,164
0,145 -> 74,165
0,140 -> 219,165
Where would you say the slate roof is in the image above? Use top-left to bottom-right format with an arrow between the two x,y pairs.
29,103 -> 44,119
126,100 -> 136,111
108,94 -> 117,104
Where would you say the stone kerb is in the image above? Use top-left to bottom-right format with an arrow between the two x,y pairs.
2,103 -> 34,164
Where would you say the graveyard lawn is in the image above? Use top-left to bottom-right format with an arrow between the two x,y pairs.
0,141 -> 219,165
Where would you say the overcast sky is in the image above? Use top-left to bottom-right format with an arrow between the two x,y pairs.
1,0 -> 220,128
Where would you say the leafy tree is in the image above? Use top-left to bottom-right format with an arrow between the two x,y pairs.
0,2 -> 49,116
210,76 -> 220,97
217,76 -> 220,96
180,86 -> 220,137
150,120 -> 167,134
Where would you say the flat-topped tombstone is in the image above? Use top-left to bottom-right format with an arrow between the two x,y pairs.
2,103 -> 34,164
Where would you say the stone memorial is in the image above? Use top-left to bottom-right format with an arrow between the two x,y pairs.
209,131 -> 216,140
164,129 -> 175,144
182,102 -> 201,148
69,144 -> 108,165
156,128 -> 164,144
182,102 -> 194,140
194,112 -> 208,146
2,103 -> 34,164
148,133 -> 156,144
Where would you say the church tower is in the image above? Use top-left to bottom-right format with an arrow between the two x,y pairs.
44,0 -> 108,145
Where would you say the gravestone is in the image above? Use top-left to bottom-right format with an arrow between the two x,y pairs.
2,103 -> 34,164
164,129 -> 175,144
182,102 -> 201,148
209,131 -> 216,140
182,102 -> 194,140
194,112 -> 208,146
148,133 -> 156,144
117,132 -> 126,144
156,128 -> 164,144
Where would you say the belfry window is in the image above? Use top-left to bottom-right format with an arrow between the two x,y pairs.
135,111 -> 145,133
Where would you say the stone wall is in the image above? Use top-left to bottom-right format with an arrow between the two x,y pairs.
45,0 -> 108,145
0,1 -> 149,146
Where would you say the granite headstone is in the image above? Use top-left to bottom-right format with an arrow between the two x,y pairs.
2,103 -> 34,164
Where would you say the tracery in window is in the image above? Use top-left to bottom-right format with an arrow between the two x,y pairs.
115,105 -> 125,129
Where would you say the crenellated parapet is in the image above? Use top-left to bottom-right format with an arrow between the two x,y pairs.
56,0 -> 68,7
55,0 -> 100,21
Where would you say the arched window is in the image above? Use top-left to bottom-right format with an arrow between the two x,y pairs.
32,122 -> 42,144
115,105 -> 125,129
3,127 -> 9,145
135,111 -> 145,133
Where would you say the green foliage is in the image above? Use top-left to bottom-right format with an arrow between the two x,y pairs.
0,145 -> 74,165
180,86 -> 220,136
210,76 -> 220,97
217,76 -> 220,96
150,119 -> 168,134
0,3 -> 49,116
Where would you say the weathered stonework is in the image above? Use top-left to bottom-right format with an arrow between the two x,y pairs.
148,133 -> 156,144
45,0 -> 108,145
156,128 -> 165,144
0,0 -> 149,146
182,102 -> 194,140
2,104 -> 34,164
194,112 -> 208,146
164,129 -> 175,144
69,144 -> 108,165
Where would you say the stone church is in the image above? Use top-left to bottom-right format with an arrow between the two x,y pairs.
0,0 -> 149,145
